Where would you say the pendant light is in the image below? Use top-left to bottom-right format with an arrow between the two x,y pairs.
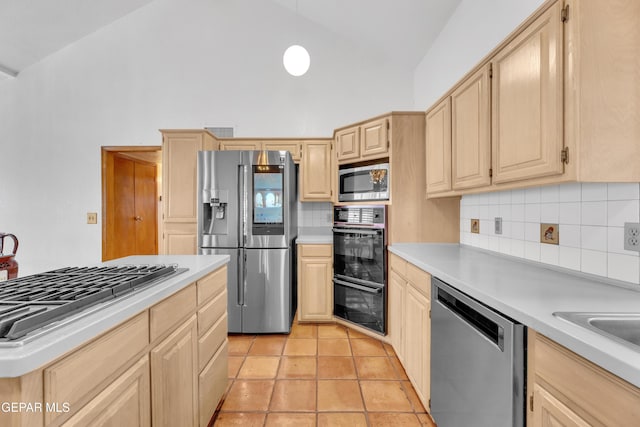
283,0 -> 310,76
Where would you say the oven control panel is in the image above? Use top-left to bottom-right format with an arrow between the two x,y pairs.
334,205 -> 386,227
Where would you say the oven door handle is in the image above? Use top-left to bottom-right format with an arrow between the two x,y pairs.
333,278 -> 383,294
332,228 -> 380,235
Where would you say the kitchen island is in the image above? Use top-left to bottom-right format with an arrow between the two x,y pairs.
0,254 -> 229,427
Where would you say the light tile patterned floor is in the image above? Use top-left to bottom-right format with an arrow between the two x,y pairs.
212,321 -> 436,426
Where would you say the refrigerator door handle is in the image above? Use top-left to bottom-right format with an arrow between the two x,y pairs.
238,250 -> 245,306
239,165 -> 246,245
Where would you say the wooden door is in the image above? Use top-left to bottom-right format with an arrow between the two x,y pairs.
361,117 -> 388,159
335,127 -> 360,163
491,2 -> 564,184
425,98 -> 452,194
452,64 -> 492,190
301,140 -> 332,201
151,316 -> 198,427
532,385 -> 590,427
112,156 -> 158,259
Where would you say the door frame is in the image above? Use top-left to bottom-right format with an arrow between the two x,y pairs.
101,146 -> 162,261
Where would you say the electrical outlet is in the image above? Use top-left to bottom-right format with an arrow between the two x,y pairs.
624,222 -> 640,252
471,219 -> 480,234
87,212 -> 98,224
494,217 -> 502,235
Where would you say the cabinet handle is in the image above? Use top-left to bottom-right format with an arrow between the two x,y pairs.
134,216 -> 142,221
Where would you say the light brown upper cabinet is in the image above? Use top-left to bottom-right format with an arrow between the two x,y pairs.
335,117 -> 389,164
491,1 -> 564,184
425,0 -> 640,198
218,140 -> 261,152
219,139 -> 302,162
300,139 -> 333,201
161,130 -> 218,255
262,140 -> 302,162
425,98 -> 452,195
451,63 -> 492,190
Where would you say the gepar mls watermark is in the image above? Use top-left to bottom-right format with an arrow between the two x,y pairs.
1,401 -> 70,413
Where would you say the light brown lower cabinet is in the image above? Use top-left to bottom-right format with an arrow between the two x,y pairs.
297,244 -> 333,322
528,329 -> 640,427
62,356 -> 151,427
388,252 -> 431,411
151,315 -> 198,427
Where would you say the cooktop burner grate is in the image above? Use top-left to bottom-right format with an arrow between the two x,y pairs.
0,264 -> 179,340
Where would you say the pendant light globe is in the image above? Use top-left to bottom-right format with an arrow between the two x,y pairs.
283,44 -> 310,76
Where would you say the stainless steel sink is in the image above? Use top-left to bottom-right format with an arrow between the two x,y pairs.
553,312 -> 640,351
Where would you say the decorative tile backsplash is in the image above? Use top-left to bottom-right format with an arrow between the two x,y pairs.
460,183 -> 640,285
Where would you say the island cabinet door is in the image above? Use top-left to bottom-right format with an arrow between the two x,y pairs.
61,356 -> 151,427
150,315 -> 199,427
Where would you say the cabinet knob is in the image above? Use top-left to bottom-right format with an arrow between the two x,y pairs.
134,216 -> 142,221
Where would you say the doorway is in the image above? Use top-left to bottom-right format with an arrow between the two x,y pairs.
102,146 -> 162,261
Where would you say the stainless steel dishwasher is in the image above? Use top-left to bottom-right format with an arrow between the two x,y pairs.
431,277 -> 525,427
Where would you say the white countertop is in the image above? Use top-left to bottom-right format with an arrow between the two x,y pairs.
0,254 -> 229,378
297,226 -> 333,244
389,243 -> 640,388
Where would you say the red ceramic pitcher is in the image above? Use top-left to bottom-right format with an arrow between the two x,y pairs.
0,232 -> 19,280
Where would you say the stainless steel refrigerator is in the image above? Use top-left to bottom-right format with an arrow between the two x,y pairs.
197,150 -> 297,333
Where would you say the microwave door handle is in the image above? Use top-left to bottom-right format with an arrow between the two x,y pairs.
333,278 -> 383,294
332,228 -> 380,235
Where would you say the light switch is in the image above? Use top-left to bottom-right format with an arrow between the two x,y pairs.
87,212 -> 98,224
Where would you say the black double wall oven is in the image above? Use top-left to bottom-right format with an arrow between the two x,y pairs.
333,205 -> 386,334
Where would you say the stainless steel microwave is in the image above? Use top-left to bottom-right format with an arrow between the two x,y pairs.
338,163 -> 390,202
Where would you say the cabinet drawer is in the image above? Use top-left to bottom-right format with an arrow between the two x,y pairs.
45,312 -> 149,425
197,266 -> 227,305
198,290 -> 226,336
300,244 -> 332,258
199,315 -> 228,372
150,283 -> 196,341
406,263 -> 430,300
389,252 -> 408,278
62,355 -> 151,427
199,341 -> 228,427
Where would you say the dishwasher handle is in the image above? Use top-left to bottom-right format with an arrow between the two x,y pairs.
436,285 -> 504,351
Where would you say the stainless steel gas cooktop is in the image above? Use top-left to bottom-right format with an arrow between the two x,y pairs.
0,264 -> 183,341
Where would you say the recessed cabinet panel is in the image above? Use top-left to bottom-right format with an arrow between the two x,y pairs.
361,118 -> 388,159
335,127 -> 360,162
491,2 -> 564,184
425,98 -> 452,194
301,140 -> 333,201
219,140 -> 261,151
452,64 -> 492,190
532,384 -> 590,427
262,141 -> 302,162
297,244 -> 333,322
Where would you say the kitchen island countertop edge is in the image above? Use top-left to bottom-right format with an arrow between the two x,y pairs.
0,254 -> 229,378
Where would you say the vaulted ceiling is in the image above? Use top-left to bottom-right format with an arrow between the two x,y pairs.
0,0 -> 461,80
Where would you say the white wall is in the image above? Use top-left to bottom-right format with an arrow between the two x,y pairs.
413,0 -> 543,109
0,0 -> 414,276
